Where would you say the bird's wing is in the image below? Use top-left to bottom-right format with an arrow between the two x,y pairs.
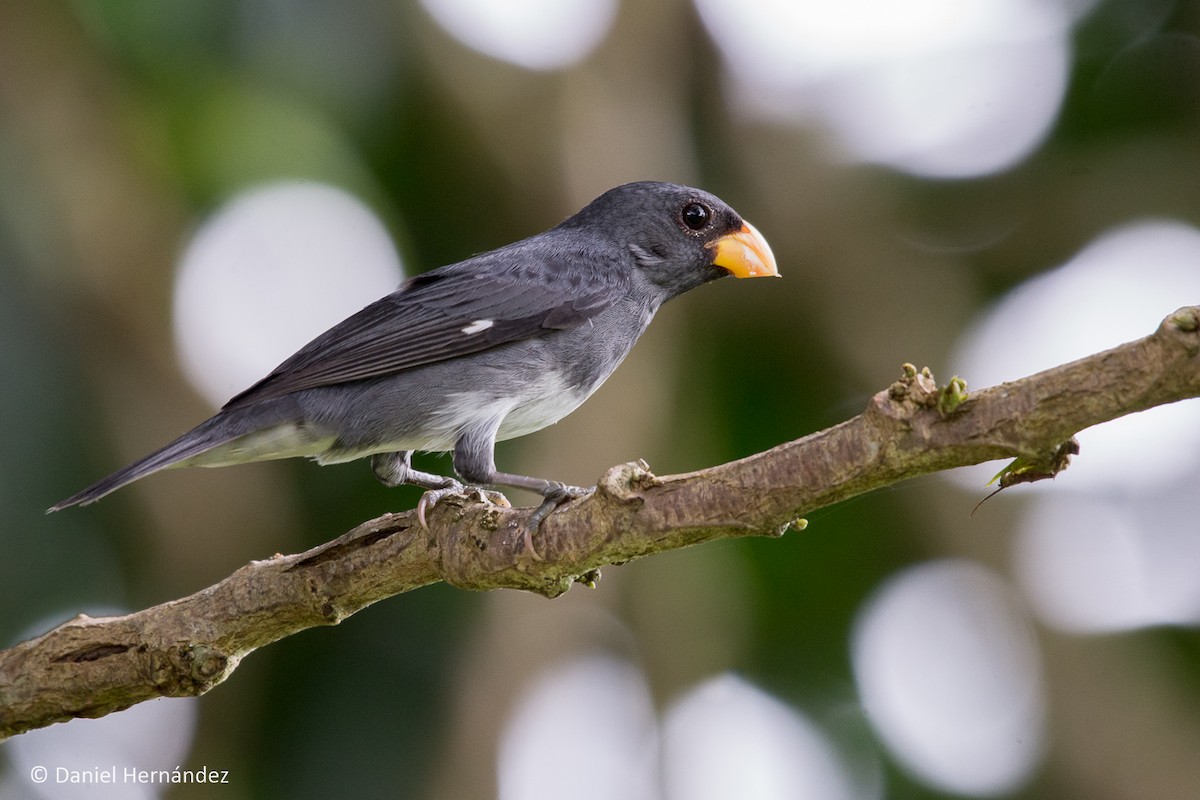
222,249 -> 627,409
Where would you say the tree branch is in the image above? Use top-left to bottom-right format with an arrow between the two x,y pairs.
3,306 -> 1198,740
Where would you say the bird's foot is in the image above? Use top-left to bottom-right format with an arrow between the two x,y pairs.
416,483 -> 510,529
521,483 -> 594,560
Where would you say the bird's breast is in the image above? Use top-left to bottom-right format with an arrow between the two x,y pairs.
492,301 -> 654,441
455,369 -> 591,443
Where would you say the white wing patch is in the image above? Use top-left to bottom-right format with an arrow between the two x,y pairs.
462,319 -> 495,335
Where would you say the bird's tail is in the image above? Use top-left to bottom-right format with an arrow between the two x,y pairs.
47,415 -> 239,512
47,401 -> 304,512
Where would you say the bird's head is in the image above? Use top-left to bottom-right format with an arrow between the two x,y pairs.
560,181 -> 779,300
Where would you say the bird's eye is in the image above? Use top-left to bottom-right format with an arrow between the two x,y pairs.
681,202 -> 711,231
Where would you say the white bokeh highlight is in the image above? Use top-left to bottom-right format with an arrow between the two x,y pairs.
949,219 -> 1200,633
1014,478 -> 1200,633
497,659 -> 873,800
498,656 -> 658,800
694,0 -> 1085,177
852,560 -> 1046,796
662,674 -> 873,800
949,219 -> 1200,492
173,182 -> 404,408
420,0 -> 618,70
6,695 -> 197,800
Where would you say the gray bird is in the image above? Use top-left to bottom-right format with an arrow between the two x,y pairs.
50,182 -> 778,536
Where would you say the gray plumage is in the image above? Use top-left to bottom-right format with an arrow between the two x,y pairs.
50,181 -> 777,518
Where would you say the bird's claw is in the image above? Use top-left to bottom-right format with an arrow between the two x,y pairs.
476,488 -> 512,507
521,484 -> 594,560
416,483 -> 511,529
415,480 -> 592,561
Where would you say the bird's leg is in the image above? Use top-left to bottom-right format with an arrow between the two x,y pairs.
371,450 -> 454,489
493,473 -> 593,518
453,427 -> 593,559
370,451 -> 509,528
494,472 -> 594,558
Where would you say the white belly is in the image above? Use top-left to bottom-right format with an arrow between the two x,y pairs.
444,370 -> 589,444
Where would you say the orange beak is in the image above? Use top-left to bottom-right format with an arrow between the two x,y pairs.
708,221 -> 779,278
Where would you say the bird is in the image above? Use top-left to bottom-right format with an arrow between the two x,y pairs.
50,181 -> 778,543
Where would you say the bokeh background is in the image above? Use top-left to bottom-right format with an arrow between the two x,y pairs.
3,1 -> 1200,798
